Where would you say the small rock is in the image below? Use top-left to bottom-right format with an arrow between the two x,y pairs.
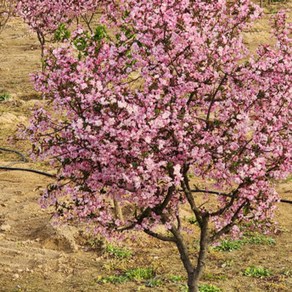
0,224 -> 11,232
12,274 -> 19,280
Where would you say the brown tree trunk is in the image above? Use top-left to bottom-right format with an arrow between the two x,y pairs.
187,215 -> 209,292
171,214 -> 209,292
113,198 -> 124,223
187,272 -> 198,292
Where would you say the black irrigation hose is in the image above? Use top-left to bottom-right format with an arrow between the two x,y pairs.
0,147 -> 28,162
0,147 -> 54,178
179,189 -> 292,205
0,166 -> 55,178
280,198 -> 292,205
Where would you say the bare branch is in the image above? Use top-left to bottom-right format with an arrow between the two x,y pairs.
206,73 -> 228,129
181,165 -> 203,227
118,185 -> 175,231
170,225 -> 193,274
144,229 -> 175,242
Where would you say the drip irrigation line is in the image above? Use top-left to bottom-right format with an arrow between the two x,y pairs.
178,189 -> 292,205
0,147 -> 28,162
0,166 -> 55,178
279,198 -> 292,205
0,147 -> 54,177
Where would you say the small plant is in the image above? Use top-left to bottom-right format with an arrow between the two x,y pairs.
188,216 -> 198,225
125,267 -> 155,281
145,278 -> 162,287
243,234 -> 275,245
105,244 -> 132,259
214,240 -> 242,252
203,273 -> 227,281
169,274 -> 184,283
96,267 -> 155,285
199,284 -> 222,292
0,92 -> 10,101
214,233 -> 275,252
243,266 -> 271,278
96,274 -> 128,284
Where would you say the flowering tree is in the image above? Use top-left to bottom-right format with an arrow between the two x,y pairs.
0,0 -> 15,33
16,0 -> 104,57
26,0 -> 291,291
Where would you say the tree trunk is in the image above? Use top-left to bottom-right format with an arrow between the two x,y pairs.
113,198 -> 124,223
187,272 -> 199,292
188,215 -> 209,292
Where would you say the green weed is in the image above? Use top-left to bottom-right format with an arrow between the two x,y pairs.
214,240 -> 242,252
199,284 -> 222,292
214,233 -> 275,252
243,266 -> 271,278
0,92 -> 10,101
96,274 -> 128,284
145,278 -> 162,287
105,243 -> 132,259
187,216 -> 199,225
96,267 -> 155,285
203,273 -> 227,281
125,267 -> 155,281
169,274 -> 184,282
243,234 -> 275,245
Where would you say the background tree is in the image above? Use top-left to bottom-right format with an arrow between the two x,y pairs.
16,0 -> 104,58
25,0 -> 291,291
0,0 -> 15,34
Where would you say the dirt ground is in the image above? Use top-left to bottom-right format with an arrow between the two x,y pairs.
0,6 -> 291,292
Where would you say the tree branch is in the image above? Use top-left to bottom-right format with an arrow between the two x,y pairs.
118,185 -> 175,231
170,225 -> 193,274
181,166 -> 203,227
210,201 -> 246,242
144,229 -> 176,242
206,73 -> 228,130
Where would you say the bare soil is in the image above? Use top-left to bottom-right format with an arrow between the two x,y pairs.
0,7 -> 291,292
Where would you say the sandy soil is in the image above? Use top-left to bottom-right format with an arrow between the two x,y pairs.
0,7 -> 291,292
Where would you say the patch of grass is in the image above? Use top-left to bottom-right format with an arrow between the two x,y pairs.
179,284 -> 222,292
199,284 -> 222,292
96,274 -> 129,284
0,92 -> 10,101
145,278 -> 162,287
213,239 -> 242,252
125,267 -> 155,281
105,243 -> 132,259
214,233 -> 275,252
203,272 -> 227,281
243,233 -> 275,245
280,269 -> 291,277
96,267 -> 156,285
243,266 -> 272,278
169,274 -> 184,283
